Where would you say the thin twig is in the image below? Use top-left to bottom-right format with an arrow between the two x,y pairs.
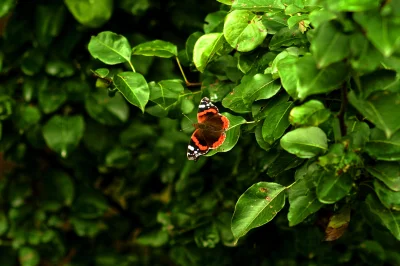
175,57 -> 202,87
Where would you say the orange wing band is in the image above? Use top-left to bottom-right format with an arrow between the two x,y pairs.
221,116 -> 229,130
211,133 -> 226,149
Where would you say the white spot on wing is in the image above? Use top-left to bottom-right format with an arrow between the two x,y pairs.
188,145 -> 194,151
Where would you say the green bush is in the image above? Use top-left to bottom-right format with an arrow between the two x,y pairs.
1,0 -> 400,265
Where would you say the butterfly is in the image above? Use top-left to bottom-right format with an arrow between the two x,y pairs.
187,97 -> 229,161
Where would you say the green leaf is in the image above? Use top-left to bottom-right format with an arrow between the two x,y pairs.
289,100 -> 330,127
295,55 -> 348,100
45,59 -> 75,78
88,31 -> 131,65
359,240 -> 386,266
262,101 -> 293,144
231,182 -> 286,240
40,170 -> 75,210
309,9 -> 337,28
85,90 -> 129,126
35,5 -> 66,47
19,247 -> 40,266
136,229 -> 169,247
344,120 -> 370,152
287,14 -> 308,29
185,31 -> 203,62
0,0 -> 15,18
280,127 -> 328,158
149,80 -> 184,109
353,9 -> 400,57
222,78 -> 251,114
64,0 -> 112,28
0,210 -> 8,235
366,162 -> 400,191
14,105 -> 42,132
348,91 -> 400,138
194,223 -> 220,248
93,68 -> 109,78
232,0 -> 285,11
113,72 -> 149,112
374,180 -> 400,210
42,115 -> 85,158
359,69 -> 397,98
350,33 -> 383,74
242,74 -> 281,104
267,151 -> 304,177
328,0 -> 380,11
38,87 -> 68,114
366,194 -> 400,240
20,48 -> 45,76
204,11 -> 227,34
311,21 -> 350,68
277,55 -> 299,98
366,128 -> 400,161
288,192 -> 323,226
223,10 -> 267,52
261,11 -> 288,34
132,40 -> 177,58
205,113 -> 247,157
105,147 -> 132,169
193,33 -> 226,72
317,171 -> 352,204
269,27 -> 307,50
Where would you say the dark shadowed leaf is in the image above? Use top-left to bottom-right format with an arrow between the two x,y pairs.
317,171 -> 352,204
366,194 -> 400,240
269,28 -> 307,50
324,206 -> 351,241
365,128 -> 400,161
262,101 -> 293,144
348,91 -> 400,138
374,180 -> 400,210
366,162 -> 400,191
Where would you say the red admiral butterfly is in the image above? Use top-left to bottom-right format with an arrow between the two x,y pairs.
187,97 -> 229,161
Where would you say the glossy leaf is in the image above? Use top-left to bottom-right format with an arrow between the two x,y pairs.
132,40 -> 177,58
329,0 -> 379,11
223,10 -> 267,52
311,21 -> 350,68
262,101 -> 293,144
366,162 -> 400,191
277,55 -> 298,98
193,33 -> 226,72
348,91 -> 400,138
317,171 -> 352,204
269,28 -> 307,50
295,55 -> 348,100
222,78 -> 251,113
88,31 -> 131,65
42,115 -> 85,158
288,191 -> 323,226
242,74 -> 281,104
113,72 -> 149,112
366,194 -> 400,240
374,180 -> 400,210
65,0 -> 112,28
149,80 -> 184,109
231,182 -> 286,240
232,0 -> 285,11
280,127 -> 328,158
289,100 -> 330,126
365,128 -> 400,161
205,113 -> 247,156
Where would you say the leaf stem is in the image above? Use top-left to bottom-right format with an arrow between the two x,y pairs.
128,60 -> 136,72
285,179 -> 299,190
175,57 -> 202,87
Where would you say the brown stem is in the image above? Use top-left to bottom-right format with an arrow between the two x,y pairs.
175,57 -> 202,87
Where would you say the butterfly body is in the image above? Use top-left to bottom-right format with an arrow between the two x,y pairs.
187,97 -> 229,161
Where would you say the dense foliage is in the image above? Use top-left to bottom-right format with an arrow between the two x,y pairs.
1,0 -> 400,265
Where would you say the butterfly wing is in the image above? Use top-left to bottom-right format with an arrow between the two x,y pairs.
187,129 -> 210,161
197,97 -> 219,123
